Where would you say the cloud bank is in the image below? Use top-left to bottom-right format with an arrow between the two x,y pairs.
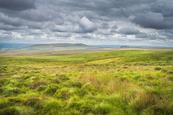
0,0 -> 173,45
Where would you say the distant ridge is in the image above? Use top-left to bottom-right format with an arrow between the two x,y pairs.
0,43 -> 88,49
30,43 -> 88,47
26,43 -> 90,51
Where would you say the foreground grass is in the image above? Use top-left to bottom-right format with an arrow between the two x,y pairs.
0,50 -> 173,115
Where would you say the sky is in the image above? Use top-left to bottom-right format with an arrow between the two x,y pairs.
0,0 -> 173,46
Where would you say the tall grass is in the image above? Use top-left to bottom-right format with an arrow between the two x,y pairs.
0,50 -> 173,114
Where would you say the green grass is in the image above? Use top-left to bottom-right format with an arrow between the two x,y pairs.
0,50 -> 173,115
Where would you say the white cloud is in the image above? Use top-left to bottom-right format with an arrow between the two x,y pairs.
79,16 -> 97,33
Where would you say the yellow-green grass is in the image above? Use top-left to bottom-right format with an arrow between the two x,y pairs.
0,50 -> 173,115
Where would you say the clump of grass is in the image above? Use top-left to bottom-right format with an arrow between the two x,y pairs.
129,90 -> 161,114
0,106 -> 20,115
167,75 -> 173,81
70,81 -> 82,88
94,101 -> 113,114
2,87 -> 22,96
0,106 -> 34,115
24,97 -> 43,109
154,67 -> 162,71
51,74 -> 69,84
29,80 -> 47,91
42,99 -> 62,114
54,88 -> 73,100
0,78 -> 8,87
0,98 -> 11,109
43,84 -> 59,95
55,74 -> 70,81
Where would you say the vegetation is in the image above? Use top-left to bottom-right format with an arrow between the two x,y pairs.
0,49 -> 173,115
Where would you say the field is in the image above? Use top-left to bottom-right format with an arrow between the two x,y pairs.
0,49 -> 173,115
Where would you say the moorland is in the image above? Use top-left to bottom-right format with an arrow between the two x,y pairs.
0,49 -> 173,115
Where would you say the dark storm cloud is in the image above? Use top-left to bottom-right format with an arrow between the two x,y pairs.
151,0 -> 173,17
129,0 -> 173,30
0,23 -> 20,31
118,27 -> 140,35
132,12 -> 173,29
0,0 -> 173,45
0,0 -> 35,11
0,13 -> 23,27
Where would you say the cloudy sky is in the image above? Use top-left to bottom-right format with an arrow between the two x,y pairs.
0,0 -> 173,46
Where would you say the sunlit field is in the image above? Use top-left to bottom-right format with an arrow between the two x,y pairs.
0,49 -> 173,115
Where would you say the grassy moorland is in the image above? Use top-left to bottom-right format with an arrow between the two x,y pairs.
0,49 -> 173,115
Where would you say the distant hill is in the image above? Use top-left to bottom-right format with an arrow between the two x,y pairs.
28,43 -> 90,50
0,43 -> 90,51
30,43 -> 88,48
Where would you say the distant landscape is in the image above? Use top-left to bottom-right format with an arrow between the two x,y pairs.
1,42 -> 173,50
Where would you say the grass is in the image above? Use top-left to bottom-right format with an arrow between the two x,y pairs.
0,49 -> 173,114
